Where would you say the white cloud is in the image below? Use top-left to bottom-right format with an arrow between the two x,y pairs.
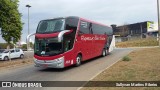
0,0 -> 158,43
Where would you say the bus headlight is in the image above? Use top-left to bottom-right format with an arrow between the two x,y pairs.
57,56 -> 64,62
56,56 -> 64,65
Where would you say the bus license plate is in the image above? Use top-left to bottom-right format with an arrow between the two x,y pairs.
43,64 -> 48,67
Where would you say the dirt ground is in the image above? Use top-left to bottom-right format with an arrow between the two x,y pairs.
116,38 -> 158,48
81,48 -> 160,90
0,58 -> 33,70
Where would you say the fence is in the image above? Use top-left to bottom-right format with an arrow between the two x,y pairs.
115,35 -> 159,43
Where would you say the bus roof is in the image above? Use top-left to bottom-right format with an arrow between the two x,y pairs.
65,16 -> 111,28
79,17 -> 111,28
40,16 -> 112,29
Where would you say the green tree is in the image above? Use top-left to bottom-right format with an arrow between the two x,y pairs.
21,42 -> 33,50
0,0 -> 22,49
21,44 -> 27,50
29,42 -> 34,49
0,43 -> 14,49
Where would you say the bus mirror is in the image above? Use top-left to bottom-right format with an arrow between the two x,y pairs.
58,30 -> 70,42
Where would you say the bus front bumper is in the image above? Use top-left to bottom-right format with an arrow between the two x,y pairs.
34,57 -> 64,68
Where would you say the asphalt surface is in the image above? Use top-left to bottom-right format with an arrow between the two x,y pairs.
0,48 -> 134,90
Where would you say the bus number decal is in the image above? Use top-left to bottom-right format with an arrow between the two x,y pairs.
66,60 -> 74,64
66,60 -> 70,64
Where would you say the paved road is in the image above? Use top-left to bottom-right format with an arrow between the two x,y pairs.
0,48 -> 134,90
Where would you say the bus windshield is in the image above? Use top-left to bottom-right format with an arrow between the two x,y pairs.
36,19 -> 65,33
34,37 -> 63,56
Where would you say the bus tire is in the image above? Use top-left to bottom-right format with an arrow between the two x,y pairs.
102,49 -> 106,57
75,55 -> 82,66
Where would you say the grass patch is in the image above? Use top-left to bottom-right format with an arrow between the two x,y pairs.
116,38 -> 158,48
122,56 -> 131,61
81,48 -> 160,90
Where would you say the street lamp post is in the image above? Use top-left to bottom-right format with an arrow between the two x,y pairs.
157,0 -> 160,47
26,4 -> 31,51
0,28 -> 1,35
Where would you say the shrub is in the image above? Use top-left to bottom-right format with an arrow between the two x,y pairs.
122,56 -> 131,61
0,43 -> 14,49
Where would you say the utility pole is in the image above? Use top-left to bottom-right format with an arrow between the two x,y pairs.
140,24 -> 143,39
26,4 -> 31,51
157,0 -> 160,47
0,28 -> 1,35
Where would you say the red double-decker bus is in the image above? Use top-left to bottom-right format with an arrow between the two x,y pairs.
34,16 -> 113,68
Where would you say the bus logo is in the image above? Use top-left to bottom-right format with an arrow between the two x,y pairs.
2,82 -> 11,87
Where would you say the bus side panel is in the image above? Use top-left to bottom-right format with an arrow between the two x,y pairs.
63,50 -> 77,67
75,19 -> 108,61
96,34 -> 107,56
75,19 -> 94,61
75,34 -> 107,61
75,34 -> 91,61
84,34 -> 94,60
90,34 -> 107,58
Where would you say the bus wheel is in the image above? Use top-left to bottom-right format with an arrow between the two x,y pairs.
102,49 -> 106,57
75,55 -> 81,66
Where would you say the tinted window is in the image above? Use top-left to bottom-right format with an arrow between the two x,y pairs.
34,38 -> 63,56
65,18 -> 79,31
11,50 -> 14,53
63,17 -> 79,52
3,50 -> 9,53
92,24 -> 113,35
79,21 -> 90,34
36,19 -> 65,33
15,49 -> 20,52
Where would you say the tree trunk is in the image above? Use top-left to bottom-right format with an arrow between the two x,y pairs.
7,44 -> 11,61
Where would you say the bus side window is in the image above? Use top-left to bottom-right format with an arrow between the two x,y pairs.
89,23 -> 93,34
79,21 -> 90,35
64,18 -> 78,51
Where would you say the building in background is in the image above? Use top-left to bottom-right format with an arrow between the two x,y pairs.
111,21 -> 158,38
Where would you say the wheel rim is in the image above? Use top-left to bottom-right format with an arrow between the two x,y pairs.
4,57 -> 8,60
103,50 -> 106,56
76,56 -> 81,65
21,55 -> 24,58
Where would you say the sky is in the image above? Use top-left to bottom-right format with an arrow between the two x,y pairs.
0,0 -> 158,43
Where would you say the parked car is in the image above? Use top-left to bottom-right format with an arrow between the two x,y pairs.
0,48 -> 24,60
0,49 -> 5,53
